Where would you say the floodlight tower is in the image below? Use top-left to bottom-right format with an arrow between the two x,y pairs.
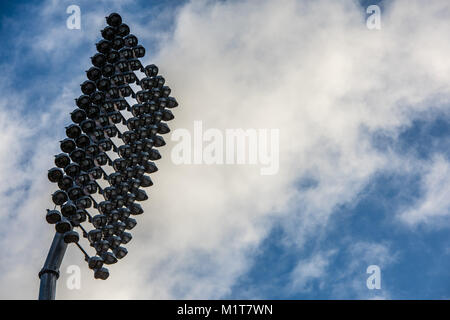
38,13 -> 179,300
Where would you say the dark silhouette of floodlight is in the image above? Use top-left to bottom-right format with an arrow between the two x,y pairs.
39,12 -> 180,300
94,267 -> 110,280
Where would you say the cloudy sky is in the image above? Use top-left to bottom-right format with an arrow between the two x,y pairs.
0,0 -> 449,299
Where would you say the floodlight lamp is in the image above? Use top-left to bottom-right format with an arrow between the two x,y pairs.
88,256 -> 104,270
81,80 -> 96,95
94,152 -> 108,166
144,64 -> 158,77
57,175 -> 74,191
118,85 -> 132,97
76,171 -> 90,185
117,60 -> 130,73
63,230 -> 79,244
67,186 -> 83,201
48,167 -> 63,183
106,13 -> 122,27
153,135 -> 166,148
55,217 -> 72,233
112,36 -> 124,50
96,77 -> 111,92
91,53 -> 107,67
154,75 -> 165,88
79,157 -> 94,171
129,202 -> 143,215
88,229 -> 103,243
102,225 -> 115,237
98,139 -> 113,152
104,125 -> 118,138
75,134 -> 91,148
140,175 -> 153,188
107,236 -> 122,249
118,145 -> 132,158
129,58 -> 142,71
108,111 -> 122,124
149,148 -> 161,161
76,95 -> 91,109
135,189 -> 148,202
74,209 -> 87,223
96,40 -> 111,54
60,138 -> 76,153
144,161 -> 158,174
111,74 -> 125,86
52,190 -> 68,205
92,214 -> 108,228
116,208 -> 130,221
158,122 -> 170,134
69,148 -> 86,163
64,163 -> 81,178
126,117 -> 140,130
86,105 -> 100,119
101,63 -> 115,77
83,181 -> 98,194
103,186 -> 118,200
70,108 -> 87,124
88,167 -> 103,180
120,232 -> 132,244
133,45 -> 145,58
119,47 -> 133,60
109,209 -> 120,222
162,109 -> 174,121
151,88 -> 161,99
113,221 -> 126,233
124,34 -> 138,47
75,196 -> 92,209
101,252 -> 117,265
167,97 -> 179,108
108,172 -> 123,186
161,86 -> 171,97
115,98 -> 129,110
124,217 -> 137,230
123,71 -> 137,84
153,111 -> 163,122
66,124 -> 82,139
113,247 -> 127,259
99,200 -> 114,214
134,165 -> 146,178
94,267 -> 110,280
86,67 -> 102,81
107,50 -> 120,63
117,23 -> 130,37
61,201 -> 77,217
101,26 -> 116,40
90,91 -> 105,104
46,209 -> 62,224
55,153 -> 71,168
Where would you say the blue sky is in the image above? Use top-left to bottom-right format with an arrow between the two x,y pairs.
0,0 -> 449,299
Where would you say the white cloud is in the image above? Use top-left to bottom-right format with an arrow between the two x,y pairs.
0,0 -> 450,299
399,155 -> 450,226
290,250 -> 337,292
331,241 -> 397,299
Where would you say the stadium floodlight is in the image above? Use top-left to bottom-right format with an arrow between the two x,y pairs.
39,12 -> 179,300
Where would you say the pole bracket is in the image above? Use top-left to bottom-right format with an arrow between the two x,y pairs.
38,268 -> 60,279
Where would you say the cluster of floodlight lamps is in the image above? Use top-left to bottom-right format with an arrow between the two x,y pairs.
44,13 -> 178,280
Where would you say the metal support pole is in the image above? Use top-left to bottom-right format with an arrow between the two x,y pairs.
38,233 -> 68,300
